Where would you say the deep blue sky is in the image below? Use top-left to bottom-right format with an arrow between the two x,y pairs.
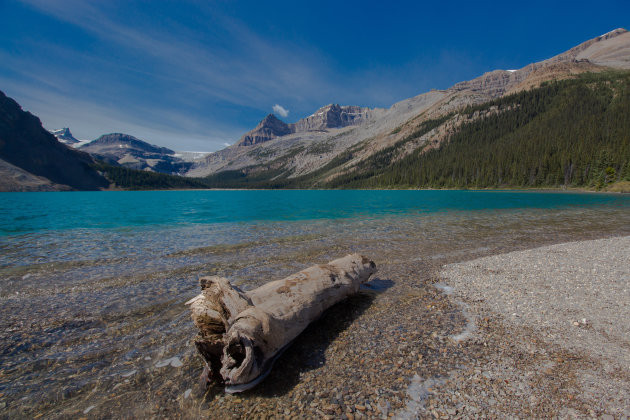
1,0 -> 628,151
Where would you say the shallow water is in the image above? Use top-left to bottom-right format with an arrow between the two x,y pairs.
1,190 -> 629,418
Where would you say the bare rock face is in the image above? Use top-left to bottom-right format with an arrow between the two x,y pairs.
546,28 -> 629,66
237,114 -> 291,146
290,104 -> 373,132
50,127 -> 80,145
574,29 -> 630,69
450,69 -> 526,98
79,133 -> 193,174
0,158 -> 72,192
450,28 -> 630,99
81,133 -> 176,156
236,105 -> 375,147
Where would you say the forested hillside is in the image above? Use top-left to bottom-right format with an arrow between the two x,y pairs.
351,71 -> 630,189
94,163 -> 208,190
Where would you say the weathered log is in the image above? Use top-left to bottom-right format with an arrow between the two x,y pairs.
187,253 -> 377,392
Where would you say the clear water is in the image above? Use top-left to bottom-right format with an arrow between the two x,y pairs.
1,190 -> 629,418
2,189 -> 628,234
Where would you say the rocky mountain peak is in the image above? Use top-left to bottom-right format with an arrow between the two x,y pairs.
237,114 -> 291,146
50,127 -> 80,145
53,127 -> 72,137
262,113 -> 283,124
234,104 -> 378,147
81,133 -> 175,155
598,28 -> 627,40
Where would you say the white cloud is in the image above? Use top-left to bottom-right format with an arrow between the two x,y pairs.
272,104 -> 289,118
223,142 -> 231,147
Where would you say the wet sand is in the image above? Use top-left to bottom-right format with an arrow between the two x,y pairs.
2,206 -> 630,419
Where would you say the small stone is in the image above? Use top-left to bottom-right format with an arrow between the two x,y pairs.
155,357 -> 183,368
601,415 -> 614,420
324,404 -> 340,414
355,404 -> 366,412
83,405 -> 96,414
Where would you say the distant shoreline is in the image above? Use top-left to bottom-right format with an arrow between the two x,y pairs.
4,182 -> 630,193
96,183 -> 630,193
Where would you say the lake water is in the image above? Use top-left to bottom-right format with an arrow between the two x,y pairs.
1,190 -> 630,418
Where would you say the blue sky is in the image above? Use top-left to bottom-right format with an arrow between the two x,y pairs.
1,0 -> 628,152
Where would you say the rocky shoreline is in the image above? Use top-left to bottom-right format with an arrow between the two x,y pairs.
5,206 -> 630,419
179,236 -> 630,419
439,236 -> 630,419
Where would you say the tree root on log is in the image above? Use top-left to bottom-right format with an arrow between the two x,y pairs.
187,253 -> 377,392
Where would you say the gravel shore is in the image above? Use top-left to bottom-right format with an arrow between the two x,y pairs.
440,236 -> 630,419
5,205 -> 630,419
186,235 -> 630,420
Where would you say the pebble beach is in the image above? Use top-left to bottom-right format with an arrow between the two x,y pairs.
439,236 -> 630,419
198,236 -> 630,420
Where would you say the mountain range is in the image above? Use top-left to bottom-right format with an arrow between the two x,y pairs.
186,28 -> 630,185
50,127 -> 81,146
1,28 -> 629,191
77,133 -> 199,174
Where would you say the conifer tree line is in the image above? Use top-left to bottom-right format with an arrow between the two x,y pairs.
94,162 -> 208,190
334,71 -> 630,189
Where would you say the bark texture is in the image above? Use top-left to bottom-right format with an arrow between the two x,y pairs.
187,254 -> 377,391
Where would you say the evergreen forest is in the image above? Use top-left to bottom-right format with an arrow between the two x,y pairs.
332,71 -> 630,189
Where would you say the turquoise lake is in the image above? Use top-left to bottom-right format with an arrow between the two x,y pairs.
2,189 -> 629,234
1,190 -> 630,418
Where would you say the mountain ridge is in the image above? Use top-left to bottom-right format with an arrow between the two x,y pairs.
237,114 -> 292,146
78,133 -> 196,174
0,90 -> 109,191
192,28 -> 630,188
50,127 -> 81,145
236,104 -> 378,147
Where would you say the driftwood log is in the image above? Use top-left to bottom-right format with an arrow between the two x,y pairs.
187,254 -> 377,392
